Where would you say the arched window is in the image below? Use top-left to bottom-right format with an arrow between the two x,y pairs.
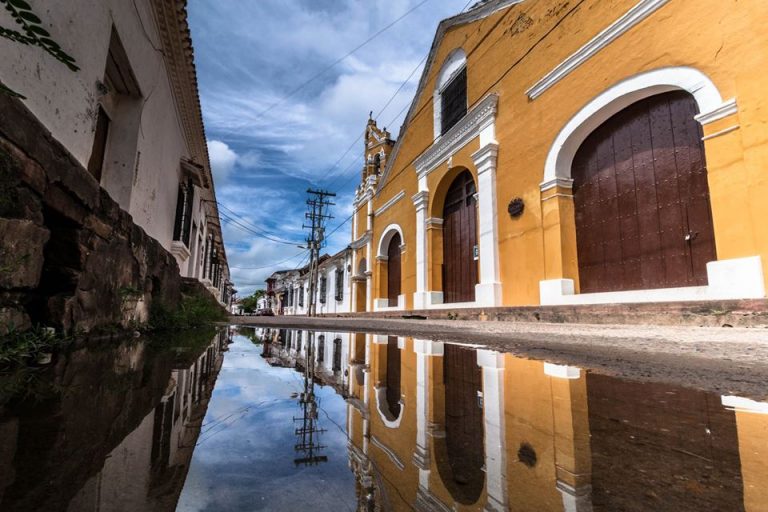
434,49 -> 467,138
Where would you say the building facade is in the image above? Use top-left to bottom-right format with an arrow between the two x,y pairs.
349,0 -> 768,312
267,248 -> 353,315
0,0 -> 231,305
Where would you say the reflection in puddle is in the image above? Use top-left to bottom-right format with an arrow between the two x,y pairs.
0,326 -> 766,511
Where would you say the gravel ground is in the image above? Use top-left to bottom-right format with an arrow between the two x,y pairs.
231,315 -> 768,400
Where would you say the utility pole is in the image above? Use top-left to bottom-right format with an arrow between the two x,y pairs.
293,332 -> 327,466
303,189 -> 335,317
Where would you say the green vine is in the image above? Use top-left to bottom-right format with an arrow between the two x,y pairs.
0,0 -> 79,98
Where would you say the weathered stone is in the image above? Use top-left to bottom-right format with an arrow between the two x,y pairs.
0,219 -> 49,289
0,306 -> 31,332
0,137 -> 46,196
0,95 -> 183,333
43,184 -> 89,224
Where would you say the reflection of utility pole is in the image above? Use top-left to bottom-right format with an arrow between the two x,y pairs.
293,332 -> 328,466
303,189 -> 335,317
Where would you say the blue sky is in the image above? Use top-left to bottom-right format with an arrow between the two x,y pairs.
188,0 -> 471,296
177,331 -> 357,511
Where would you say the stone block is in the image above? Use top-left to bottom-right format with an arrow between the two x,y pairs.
0,218 -> 50,289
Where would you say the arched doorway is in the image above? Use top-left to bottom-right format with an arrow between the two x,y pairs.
442,170 -> 478,303
387,233 -> 402,307
435,344 -> 484,504
572,90 -> 716,293
385,336 -> 401,418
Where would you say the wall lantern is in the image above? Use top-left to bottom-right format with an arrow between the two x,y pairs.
508,197 -> 525,218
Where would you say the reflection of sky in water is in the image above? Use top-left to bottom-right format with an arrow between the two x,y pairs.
177,334 -> 357,512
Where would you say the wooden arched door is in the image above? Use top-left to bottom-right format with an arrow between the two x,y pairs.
387,233 -> 402,307
572,91 -> 717,293
442,171 -> 478,303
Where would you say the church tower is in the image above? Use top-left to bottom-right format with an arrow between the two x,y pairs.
349,114 -> 395,312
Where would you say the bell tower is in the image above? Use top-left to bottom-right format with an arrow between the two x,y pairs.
350,113 -> 396,312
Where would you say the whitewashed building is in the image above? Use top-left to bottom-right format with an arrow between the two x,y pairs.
266,248 -> 352,315
0,0 -> 231,305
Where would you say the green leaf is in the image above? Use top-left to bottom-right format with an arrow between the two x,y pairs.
18,11 -> 40,24
38,37 -> 60,50
26,24 -> 48,37
8,0 -> 31,9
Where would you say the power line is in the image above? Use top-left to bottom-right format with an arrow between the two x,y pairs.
322,52 -> 430,189
322,0 -> 515,246
219,211 -> 302,246
254,0 -> 433,121
230,249 -> 308,270
218,202 -> 303,244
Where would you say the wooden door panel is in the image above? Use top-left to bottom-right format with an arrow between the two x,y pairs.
387,233 -> 401,306
573,91 -> 716,293
442,171 -> 477,303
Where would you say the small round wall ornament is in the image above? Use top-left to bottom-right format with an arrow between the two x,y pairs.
508,197 -> 525,218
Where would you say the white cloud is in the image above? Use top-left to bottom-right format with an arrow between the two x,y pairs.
189,0 -> 470,280
208,139 -> 238,183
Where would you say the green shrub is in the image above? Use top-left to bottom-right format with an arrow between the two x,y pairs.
148,294 -> 228,331
0,325 -> 71,371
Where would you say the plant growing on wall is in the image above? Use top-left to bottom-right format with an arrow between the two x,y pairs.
0,0 -> 79,99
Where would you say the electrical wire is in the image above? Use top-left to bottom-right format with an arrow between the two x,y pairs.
253,0 -> 434,121
219,211 -> 303,246
230,250 -> 309,270
218,202 -> 304,244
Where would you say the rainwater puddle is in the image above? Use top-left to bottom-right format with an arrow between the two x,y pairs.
0,325 -> 765,511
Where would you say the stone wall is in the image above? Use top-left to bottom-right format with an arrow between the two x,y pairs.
0,92 -> 182,333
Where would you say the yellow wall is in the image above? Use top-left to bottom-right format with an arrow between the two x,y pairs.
361,0 -> 768,308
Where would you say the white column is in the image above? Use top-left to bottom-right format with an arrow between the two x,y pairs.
471,141 -> 502,307
412,339 -> 444,470
477,349 -> 507,512
412,189 -> 430,309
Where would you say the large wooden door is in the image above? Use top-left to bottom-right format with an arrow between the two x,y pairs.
440,344 -> 484,504
573,91 -> 716,293
442,171 -> 478,303
387,233 -> 401,307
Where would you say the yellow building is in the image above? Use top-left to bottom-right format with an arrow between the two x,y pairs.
349,0 -> 768,311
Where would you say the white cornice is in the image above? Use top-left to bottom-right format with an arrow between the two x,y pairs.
526,0 -> 671,100
412,190 -> 429,210
350,231 -> 372,249
695,98 -> 738,125
373,190 -> 405,217
470,142 -> 499,173
540,177 -> 574,192
414,94 -> 498,178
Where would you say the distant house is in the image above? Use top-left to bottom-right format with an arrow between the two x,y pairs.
267,248 -> 352,315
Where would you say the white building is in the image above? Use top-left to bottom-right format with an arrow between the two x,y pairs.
0,0 -> 231,305
267,248 -> 353,315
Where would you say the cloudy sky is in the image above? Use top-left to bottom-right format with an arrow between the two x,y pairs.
188,0 -> 472,296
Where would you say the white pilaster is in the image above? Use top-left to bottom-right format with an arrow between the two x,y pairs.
477,349 -> 507,512
472,142 -> 502,307
413,339 -> 444,470
413,188 -> 430,309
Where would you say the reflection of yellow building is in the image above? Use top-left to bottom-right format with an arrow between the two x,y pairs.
346,334 -> 768,511
346,335 -> 594,511
349,0 -> 768,312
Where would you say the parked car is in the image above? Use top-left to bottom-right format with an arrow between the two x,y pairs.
255,308 -> 274,316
